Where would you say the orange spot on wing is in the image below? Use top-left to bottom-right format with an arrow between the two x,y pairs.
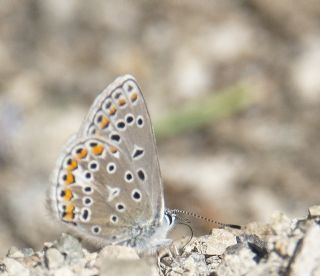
117,97 -> 126,106
109,146 -> 118,154
108,105 -> 117,116
63,172 -> 75,185
63,189 -> 73,201
130,92 -> 138,102
66,159 -> 78,171
99,116 -> 110,129
91,144 -> 104,155
63,204 -> 75,221
75,148 -> 88,160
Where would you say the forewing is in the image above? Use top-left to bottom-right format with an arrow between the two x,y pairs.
78,75 -> 164,222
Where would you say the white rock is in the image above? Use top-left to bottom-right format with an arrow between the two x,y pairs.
46,248 -> 64,269
216,247 -> 257,276
98,245 -> 139,261
99,259 -> 158,276
205,229 -> 237,255
52,267 -> 75,276
2,258 -> 29,276
7,247 -> 25,258
308,205 -> 320,218
290,223 -> 320,276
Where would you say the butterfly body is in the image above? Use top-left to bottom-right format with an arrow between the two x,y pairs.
48,75 -> 174,252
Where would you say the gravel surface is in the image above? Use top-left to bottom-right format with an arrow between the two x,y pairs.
1,205 -> 319,275
0,0 -> 319,262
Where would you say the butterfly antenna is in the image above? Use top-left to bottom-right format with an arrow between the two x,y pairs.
171,209 -> 241,230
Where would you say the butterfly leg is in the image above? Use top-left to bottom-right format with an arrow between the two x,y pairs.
157,240 -> 184,276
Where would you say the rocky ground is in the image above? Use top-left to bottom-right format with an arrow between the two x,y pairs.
1,205 -> 319,276
1,0 -> 320,268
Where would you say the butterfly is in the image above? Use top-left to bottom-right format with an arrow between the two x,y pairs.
48,75 -> 176,253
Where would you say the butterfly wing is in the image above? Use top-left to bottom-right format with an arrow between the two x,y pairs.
49,75 -> 164,246
49,136 -> 155,245
78,75 -> 164,223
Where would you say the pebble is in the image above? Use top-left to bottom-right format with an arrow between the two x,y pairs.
45,248 -> 64,269
308,205 -> 320,218
2,257 -> 29,276
290,223 -> 320,276
6,247 -> 25,259
54,234 -> 84,263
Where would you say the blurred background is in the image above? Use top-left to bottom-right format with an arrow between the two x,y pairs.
1,0 -> 320,256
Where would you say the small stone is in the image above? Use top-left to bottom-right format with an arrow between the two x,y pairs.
206,255 -> 222,271
21,248 -> 34,257
54,234 -> 84,263
45,248 -> 65,269
180,253 -> 208,275
235,234 -> 268,262
53,267 -> 76,276
270,212 -> 293,235
274,237 -> 299,257
99,259 -> 158,276
7,247 -> 25,258
43,242 -> 53,249
30,266 -> 48,276
2,257 -> 29,276
193,229 -> 237,255
308,205 -> 320,218
84,252 -> 98,269
216,246 -> 257,275
23,255 -> 42,270
289,223 -> 320,275
74,267 -> 99,276
98,245 -> 139,261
